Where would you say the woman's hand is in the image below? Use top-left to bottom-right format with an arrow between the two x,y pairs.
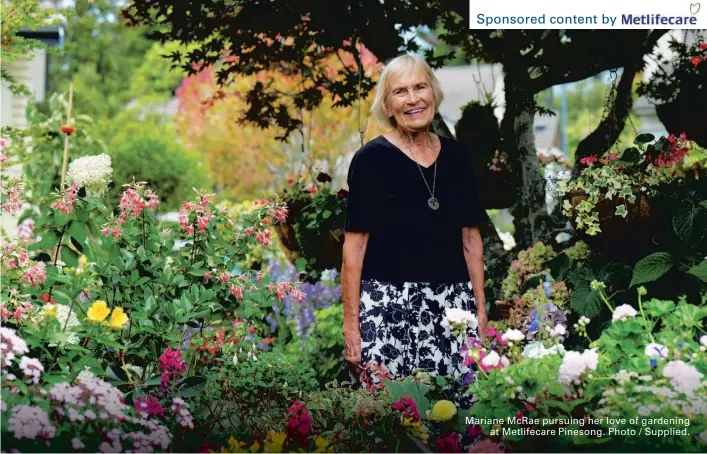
477,311 -> 488,342
343,323 -> 362,371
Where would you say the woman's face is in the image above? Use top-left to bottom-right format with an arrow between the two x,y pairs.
387,69 -> 436,133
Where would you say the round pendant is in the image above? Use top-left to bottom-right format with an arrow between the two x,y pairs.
428,197 -> 440,210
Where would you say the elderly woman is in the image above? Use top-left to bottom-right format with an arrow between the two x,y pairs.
342,54 -> 488,390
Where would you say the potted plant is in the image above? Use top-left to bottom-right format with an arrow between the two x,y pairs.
455,101 -> 518,209
637,39 -> 707,147
556,133 -> 695,254
275,172 -> 347,278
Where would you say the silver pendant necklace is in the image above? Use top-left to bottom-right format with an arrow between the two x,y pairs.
404,132 -> 440,211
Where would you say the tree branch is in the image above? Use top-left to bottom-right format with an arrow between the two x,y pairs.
525,30 -> 669,95
572,61 -> 641,174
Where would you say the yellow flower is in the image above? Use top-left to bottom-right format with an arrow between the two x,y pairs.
87,300 -> 110,323
109,307 -> 129,329
314,436 -> 330,453
264,432 -> 286,453
227,435 -> 248,453
430,400 -> 457,421
44,305 -> 58,319
250,440 -> 261,452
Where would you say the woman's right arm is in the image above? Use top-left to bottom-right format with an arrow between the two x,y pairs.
341,231 -> 369,369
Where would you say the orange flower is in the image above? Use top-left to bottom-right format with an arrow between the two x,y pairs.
60,125 -> 76,135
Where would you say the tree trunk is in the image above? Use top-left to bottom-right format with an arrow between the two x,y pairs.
503,77 -> 553,251
434,111 -> 512,299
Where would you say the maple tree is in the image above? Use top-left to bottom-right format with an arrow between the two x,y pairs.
174,43 -> 385,200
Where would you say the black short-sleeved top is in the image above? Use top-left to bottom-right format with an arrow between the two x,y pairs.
345,134 -> 485,285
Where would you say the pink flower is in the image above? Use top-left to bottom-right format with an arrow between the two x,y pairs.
435,432 -> 462,453
291,288 -> 306,302
579,155 -> 598,166
16,219 -> 34,242
229,285 -> 244,300
1,327 -> 29,367
469,438 -> 505,453
467,425 -> 483,438
244,226 -> 254,236
19,356 -> 43,384
392,396 -> 420,421
171,397 -> 194,429
7,405 -> 56,440
134,395 -> 164,418
21,262 -> 47,287
50,184 -> 79,215
159,347 -> 186,390
285,400 -> 313,445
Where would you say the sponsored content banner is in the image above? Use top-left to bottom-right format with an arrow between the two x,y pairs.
469,0 -> 703,29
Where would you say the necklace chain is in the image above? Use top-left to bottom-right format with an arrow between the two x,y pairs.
403,132 -> 438,199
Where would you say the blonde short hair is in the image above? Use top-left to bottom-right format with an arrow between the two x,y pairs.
370,54 -> 444,130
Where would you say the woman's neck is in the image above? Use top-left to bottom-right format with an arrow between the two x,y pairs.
397,129 -> 433,149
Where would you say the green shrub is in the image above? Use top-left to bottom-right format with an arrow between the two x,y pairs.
96,110 -> 212,211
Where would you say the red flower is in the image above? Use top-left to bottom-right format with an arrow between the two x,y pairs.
579,155 -> 598,166
134,395 -> 164,417
392,396 -> 420,422
691,56 -> 703,68
60,125 -> 76,135
285,400 -> 314,445
287,178 -> 294,184
435,432 -> 462,453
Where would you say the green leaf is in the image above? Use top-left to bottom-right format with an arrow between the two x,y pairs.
54,212 -> 71,227
642,298 -> 675,317
687,260 -> 707,282
179,376 -> 207,397
322,210 -> 331,219
618,147 -> 640,165
630,252 -> 673,287
68,221 -> 87,247
61,246 -> 79,268
33,230 -> 61,250
384,379 -> 431,415
614,204 -> 628,218
52,290 -> 71,306
673,204 -> 706,242
548,253 -> 571,281
634,133 -> 655,145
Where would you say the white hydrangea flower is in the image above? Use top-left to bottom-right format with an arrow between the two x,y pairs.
502,329 -> 524,342
481,351 -> 501,368
558,349 -> 598,384
441,308 -> 478,331
550,324 -> 566,337
700,335 -> 707,347
662,360 -> 704,397
644,343 -> 668,359
75,367 -> 95,383
46,304 -> 80,345
614,369 -> 638,385
612,304 -> 638,323
66,154 -> 113,197
522,342 -> 566,359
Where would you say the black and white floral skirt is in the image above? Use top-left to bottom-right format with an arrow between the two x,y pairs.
350,278 -> 479,405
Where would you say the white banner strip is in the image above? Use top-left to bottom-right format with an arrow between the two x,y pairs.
468,0 -> 704,29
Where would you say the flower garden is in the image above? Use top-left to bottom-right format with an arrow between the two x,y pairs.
2,3 -> 707,453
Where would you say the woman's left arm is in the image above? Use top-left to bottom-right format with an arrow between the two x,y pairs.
463,226 -> 487,341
